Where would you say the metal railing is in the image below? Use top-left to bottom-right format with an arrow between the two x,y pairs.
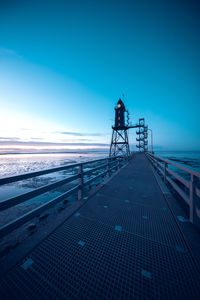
146,153 -> 200,224
0,156 -> 127,239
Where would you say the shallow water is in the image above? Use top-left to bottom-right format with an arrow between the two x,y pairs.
0,152 -> 107,178
0,151 -> 199,201
155,151 -> 200,172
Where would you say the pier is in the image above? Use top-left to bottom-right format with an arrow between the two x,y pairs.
0,153 -> 200,299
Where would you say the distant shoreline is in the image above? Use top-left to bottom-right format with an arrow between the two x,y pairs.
0,150 -> 200,156
0,150 -> 109,156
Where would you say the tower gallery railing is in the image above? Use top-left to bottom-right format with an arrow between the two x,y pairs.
146,153 -> 200,224
0,156 -> 127,239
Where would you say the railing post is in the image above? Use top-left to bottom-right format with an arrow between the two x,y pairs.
107,159 -> 110,178
115,159 -> 118,171
78,164 -> 83,200
189,174 -> 198,223
164,162 -> 168,184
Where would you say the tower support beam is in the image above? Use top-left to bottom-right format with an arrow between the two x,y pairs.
109,129 -> 130,158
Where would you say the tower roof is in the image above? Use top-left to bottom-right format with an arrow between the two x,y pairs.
117,99 -> 125,109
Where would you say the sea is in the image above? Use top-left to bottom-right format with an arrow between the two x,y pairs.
0,150 -> 199,227
0,152 -> 108,178
0,151 -> 199,200
0,151 -> 108,204
155,151 -> 200,172
1,151 -> 199,178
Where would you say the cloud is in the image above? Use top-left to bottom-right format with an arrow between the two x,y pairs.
60,138 -> 94,142
19,128 -> 32,131
0,137 -> 20,140
0,140 -> 108,147
56,131 -> 108,137
0,46 -> 22,58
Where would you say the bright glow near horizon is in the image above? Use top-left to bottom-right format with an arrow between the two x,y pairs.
0,145 -> 109,151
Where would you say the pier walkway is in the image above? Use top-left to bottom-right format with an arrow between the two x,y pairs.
0,154 -> 200,299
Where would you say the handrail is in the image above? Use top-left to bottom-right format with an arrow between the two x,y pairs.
146,153 -> 200,224
0,156 -> 121,186
83,162 -> 107,175
0,163 -> 80,186
166,167 -> 189,188
148,153 -> 200,178
84,170 -> 107,186
0,174 -> 79,211
0,186 -> 79,239
0,155 -> 128,239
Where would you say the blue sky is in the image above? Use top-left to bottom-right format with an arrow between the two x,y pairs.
0,0 -> 199,152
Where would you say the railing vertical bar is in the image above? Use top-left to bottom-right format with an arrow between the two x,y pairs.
164,162 -> 168,184
189,175 -> 198,223
107,159 -> 110,178
78,165 -> 83,200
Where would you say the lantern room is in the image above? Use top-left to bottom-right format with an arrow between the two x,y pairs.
114,99 -> 126,128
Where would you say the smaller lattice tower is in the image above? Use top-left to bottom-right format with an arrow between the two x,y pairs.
136,118 -> 148,151
109,99 -> 130,157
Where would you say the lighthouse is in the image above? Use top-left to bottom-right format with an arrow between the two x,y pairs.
109,99 -> 130,157
114,99 -> 125,129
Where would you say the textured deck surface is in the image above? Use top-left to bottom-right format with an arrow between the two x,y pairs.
0,154 -> 200,299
